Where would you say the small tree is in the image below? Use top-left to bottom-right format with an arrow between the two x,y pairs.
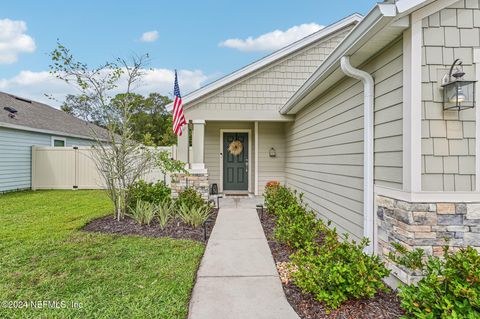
50,43 -> 178,220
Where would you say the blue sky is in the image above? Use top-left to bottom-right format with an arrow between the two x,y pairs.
0,0 -> 377,105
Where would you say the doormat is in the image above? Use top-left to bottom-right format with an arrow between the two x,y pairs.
224,194 -> 249,197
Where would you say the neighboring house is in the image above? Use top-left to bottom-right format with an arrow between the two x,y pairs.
171,0 -> 480,285
0,92 -> 107,192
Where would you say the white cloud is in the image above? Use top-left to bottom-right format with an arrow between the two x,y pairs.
219,23 -> 324,52
140,30 -> 159,43
0,68 -> 210,108
0,19 -> 36,64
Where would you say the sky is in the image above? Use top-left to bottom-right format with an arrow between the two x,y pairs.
0,0 -> 377,107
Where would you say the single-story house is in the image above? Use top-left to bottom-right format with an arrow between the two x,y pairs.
170,0 -> 480,284
0,92 -> 106,193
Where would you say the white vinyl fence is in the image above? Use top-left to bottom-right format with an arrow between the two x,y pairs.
31,146 -> 174,190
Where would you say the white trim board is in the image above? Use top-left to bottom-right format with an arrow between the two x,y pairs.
473,48 -> 480,192
376,185 -> 480,203
254,122 -> 259,196
219,129 -> 253,193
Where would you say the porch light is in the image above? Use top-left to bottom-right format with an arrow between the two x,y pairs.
269,147 -> 276,158
441,59 -> 476,111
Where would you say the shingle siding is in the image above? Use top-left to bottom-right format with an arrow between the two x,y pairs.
421,0 -> 477,191
186,26 -> 354,118
0,126 -> 93,192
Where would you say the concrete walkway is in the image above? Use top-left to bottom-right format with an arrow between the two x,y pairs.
188,198 -> 299,319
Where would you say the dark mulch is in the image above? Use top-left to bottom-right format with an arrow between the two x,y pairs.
82,209 -> 218,242
258,211 -> 404,319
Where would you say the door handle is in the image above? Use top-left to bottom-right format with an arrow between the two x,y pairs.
245,158 -> 248,173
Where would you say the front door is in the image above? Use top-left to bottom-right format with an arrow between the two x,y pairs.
223,132 -> 248,191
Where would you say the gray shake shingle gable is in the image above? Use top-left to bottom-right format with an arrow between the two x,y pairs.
0,92 -> 108,140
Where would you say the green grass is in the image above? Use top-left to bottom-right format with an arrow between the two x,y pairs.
0,190 -> 205,319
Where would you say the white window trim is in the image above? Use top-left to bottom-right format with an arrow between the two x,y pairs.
473,48 -> 480,191
219,129 -> 252,193
51,136 -> 66,147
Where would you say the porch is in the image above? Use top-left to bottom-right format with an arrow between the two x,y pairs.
175,120 -> 287,196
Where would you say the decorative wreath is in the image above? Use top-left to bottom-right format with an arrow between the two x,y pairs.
228,140 -> 243,156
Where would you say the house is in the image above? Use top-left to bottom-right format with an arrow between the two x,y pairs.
0,92 -> 107,193
170,0 -> 480,285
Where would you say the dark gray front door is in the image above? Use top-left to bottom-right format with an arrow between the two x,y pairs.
223,132 -> 248,191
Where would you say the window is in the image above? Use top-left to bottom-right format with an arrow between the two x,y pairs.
51,136 -> 66,147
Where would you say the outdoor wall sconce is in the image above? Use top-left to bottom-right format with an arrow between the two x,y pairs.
441,59 -> 476,111
269,147 -> 276,158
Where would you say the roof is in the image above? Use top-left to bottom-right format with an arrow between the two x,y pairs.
281,0 -> 433,114
166,13 -> 363,111
0,92 -> 109,140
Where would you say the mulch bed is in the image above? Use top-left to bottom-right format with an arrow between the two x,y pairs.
82,209 -> 218,242
258,211 -> 404,319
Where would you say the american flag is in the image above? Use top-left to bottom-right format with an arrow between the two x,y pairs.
172,70 -> 187,136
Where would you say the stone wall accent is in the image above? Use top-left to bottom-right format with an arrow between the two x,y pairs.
171,172 -> 209,201
376,195 -> 480,284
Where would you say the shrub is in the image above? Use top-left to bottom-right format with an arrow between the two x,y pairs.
156,200 -> 172,229
388,242 -> 425,271
263,184 -> 298,216
127,180 -> 171,210
177,202 -> 212,228
129,200 -> 157,226
291,224 -> 390,309
274,202 -> 321,249
175,187 -> 205,211
398,246 -> 480,318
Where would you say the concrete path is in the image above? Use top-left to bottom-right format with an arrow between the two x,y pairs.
188,198 -> 299,319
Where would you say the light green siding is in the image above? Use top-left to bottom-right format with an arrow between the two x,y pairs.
0,126 -> 94,192
258,122 -> 286,194
285,76 -> 365,241
284,38 -> 404,241
421,0 -> 477,191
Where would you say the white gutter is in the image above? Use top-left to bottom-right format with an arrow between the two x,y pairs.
340,56 -> 375,254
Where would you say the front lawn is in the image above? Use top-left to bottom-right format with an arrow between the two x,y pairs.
0,190 -> 204,319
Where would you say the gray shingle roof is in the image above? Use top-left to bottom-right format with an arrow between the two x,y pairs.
0,92 -> 109,140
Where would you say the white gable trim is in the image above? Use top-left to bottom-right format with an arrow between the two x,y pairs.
166,13 -> 363,111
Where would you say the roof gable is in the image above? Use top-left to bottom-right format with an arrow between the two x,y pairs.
167,13 -> 362,113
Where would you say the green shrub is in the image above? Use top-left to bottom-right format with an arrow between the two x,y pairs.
388,242 -> 425,271
127,180 -> 171,210
156,200 -> 172,229
177,202 -> 212,228
291,224 -> 390,309
129,200 -> 157,226
274,202 -> 321,249
264,184 -> 298,216
398,246 -> 480,318
175,187 -> 205,211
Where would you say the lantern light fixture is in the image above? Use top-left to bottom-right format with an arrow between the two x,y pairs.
441,59 -> 476,111
269,147 -> 276,158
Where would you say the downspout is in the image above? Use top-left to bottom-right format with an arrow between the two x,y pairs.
340,56 -> 375,254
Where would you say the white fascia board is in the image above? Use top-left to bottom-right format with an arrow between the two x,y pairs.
280,3 -> 397,115
0,121 -> 99,141
166,13 -> 363,112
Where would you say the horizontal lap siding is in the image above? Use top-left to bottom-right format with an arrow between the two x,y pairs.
285,76 -> 365,241
285,38 -> 404,241
258,122 -> 286,194
0,127 -> 94,192
371,38 -> 404,189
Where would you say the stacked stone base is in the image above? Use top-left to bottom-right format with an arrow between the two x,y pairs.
376,195 -> 480,286
171,171 -> 209,201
